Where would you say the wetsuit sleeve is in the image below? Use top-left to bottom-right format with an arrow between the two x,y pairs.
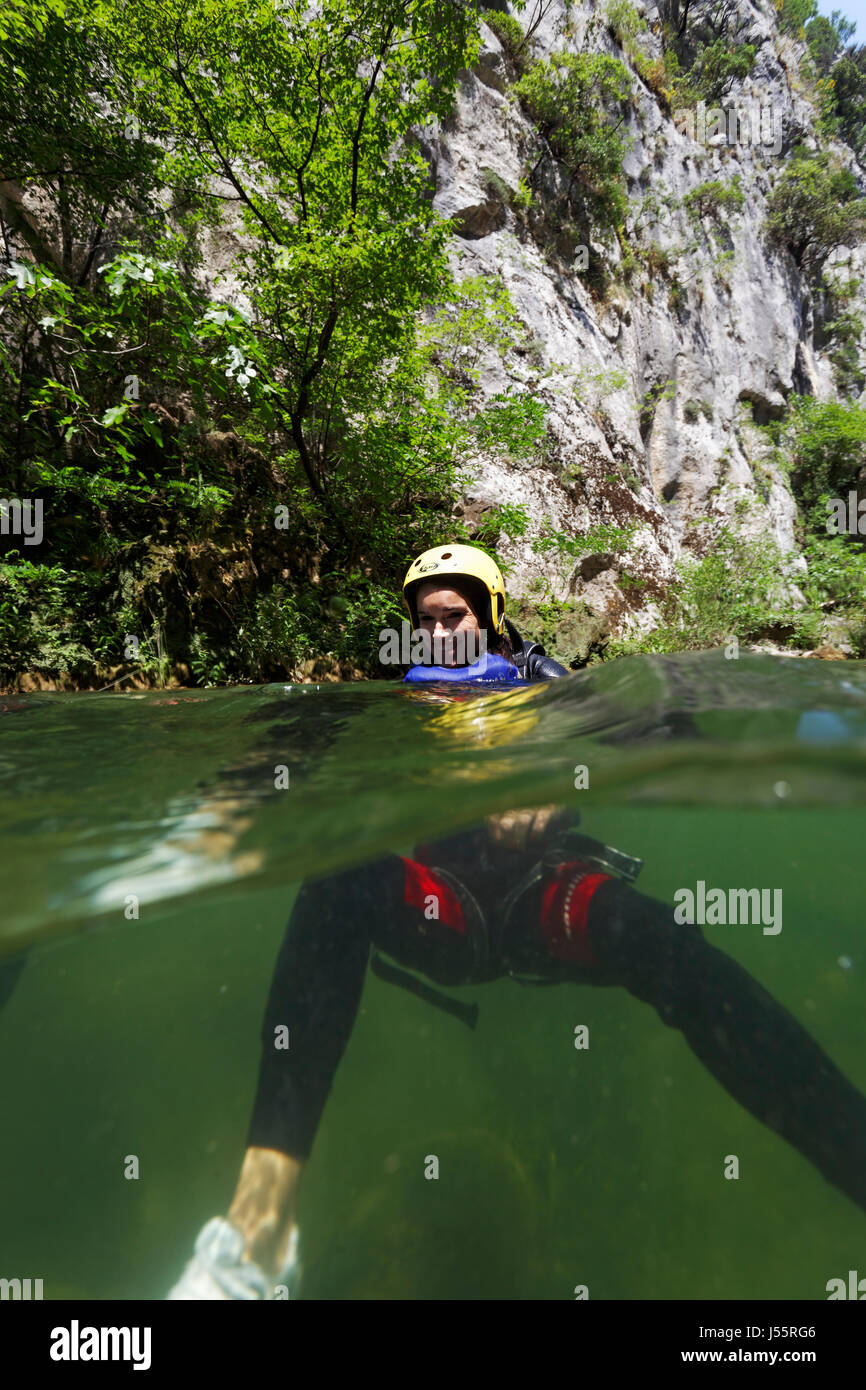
528,651 -> 569,679
245,868 -> 374,1161
246,851 -> 496,1156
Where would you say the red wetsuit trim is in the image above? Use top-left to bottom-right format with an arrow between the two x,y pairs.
540,863 -> 610,965
400,857 -> 467,935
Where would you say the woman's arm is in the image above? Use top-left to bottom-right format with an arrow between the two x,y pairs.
227,1147 -> 304,1280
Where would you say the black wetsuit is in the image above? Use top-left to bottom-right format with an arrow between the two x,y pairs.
506,620 -> 570,680
246,650 -> 866,1219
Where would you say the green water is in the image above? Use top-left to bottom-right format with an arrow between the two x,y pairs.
1,650 -> 866,1299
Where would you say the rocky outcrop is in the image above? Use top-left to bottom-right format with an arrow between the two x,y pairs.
427,1 -> 866,643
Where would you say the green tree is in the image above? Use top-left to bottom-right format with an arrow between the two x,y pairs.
607,524 -> 818,655
777,0 -> 818,36
831,45 -> 866,153
773,395 -> 866,522
0,0 -> 66,42
0,0 -> 496,685
656,0 -> 757,105
111,0 -> 478,531
764,395 -> 866,645
805,12 -> 852,75
687,36 -> 755,101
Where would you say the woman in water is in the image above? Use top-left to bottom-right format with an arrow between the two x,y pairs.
169,544 -> 866,1298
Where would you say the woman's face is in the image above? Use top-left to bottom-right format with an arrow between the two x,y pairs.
415,581 -> 481,667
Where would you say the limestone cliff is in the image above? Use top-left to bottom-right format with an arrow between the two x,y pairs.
422,1 -> 865,652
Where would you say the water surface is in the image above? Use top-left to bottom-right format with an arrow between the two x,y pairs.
1,651 -> 865,1298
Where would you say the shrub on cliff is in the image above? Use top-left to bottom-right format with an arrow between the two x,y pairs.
653,1 -> 756,107
777,0 -> 817,37
825,44 -> 866,154
765,158 -> 866,270
759,395 -> 866,638
604,0 -> 648,54
683,176 -> 745,224
686,37 -> 756,103
514,52 -> 632,235
606,525 -> 821,655
482,9 -> 531,73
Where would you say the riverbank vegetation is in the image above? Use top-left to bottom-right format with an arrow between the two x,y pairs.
0,0 -> 482,686
609,397 -> 866,659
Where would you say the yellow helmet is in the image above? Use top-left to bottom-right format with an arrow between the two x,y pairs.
402,544 -> 507,635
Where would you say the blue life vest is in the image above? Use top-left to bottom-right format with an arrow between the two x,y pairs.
403,653 -> 521,683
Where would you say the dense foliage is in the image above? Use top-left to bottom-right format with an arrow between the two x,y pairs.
0,0 -> 503,685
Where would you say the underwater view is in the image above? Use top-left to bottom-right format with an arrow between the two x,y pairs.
2,650 -> 865,1302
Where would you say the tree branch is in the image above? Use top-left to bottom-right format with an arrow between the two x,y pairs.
350,28 -> 393,218
76,200 -> 111,286
166,47 -> 284,244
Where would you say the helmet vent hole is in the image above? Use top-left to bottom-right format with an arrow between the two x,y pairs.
440,551 -> 452,559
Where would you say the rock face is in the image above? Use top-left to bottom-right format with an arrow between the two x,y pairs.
426,1 -> 866,645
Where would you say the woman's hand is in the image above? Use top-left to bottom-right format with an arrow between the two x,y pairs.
484,805 -> 567,852
226,1147 -> 303,1280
